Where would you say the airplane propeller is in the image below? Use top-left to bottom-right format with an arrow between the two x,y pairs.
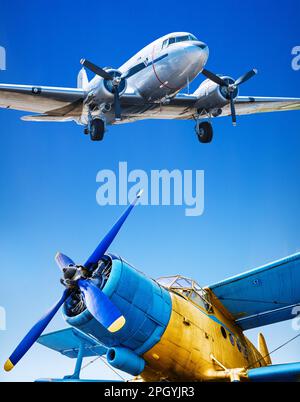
4,191 -> 143,372
80,59 -> 124,120
202,68 -> 258,126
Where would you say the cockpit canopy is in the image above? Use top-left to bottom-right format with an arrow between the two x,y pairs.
161,34 -> 199,49
157,275 -> 213,312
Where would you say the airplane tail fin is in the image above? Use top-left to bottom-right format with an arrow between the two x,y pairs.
258,333 -> 272,365
77,67 -> 89,90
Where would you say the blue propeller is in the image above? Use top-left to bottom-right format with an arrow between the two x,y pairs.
55,252 -> 75,270
4,289 -> 71,372
78,279 -> 125,332
4,191 -> 142,372
84,190 -> 143,270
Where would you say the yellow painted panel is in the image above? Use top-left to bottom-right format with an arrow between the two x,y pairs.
142,290 -> 265,381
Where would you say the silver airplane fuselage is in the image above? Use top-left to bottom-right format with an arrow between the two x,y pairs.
87,32 -> 208,118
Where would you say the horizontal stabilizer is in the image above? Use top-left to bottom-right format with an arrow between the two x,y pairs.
208,252 -> 300,330
37,327 -> 107,359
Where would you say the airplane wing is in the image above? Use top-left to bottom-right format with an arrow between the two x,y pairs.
207,252 -> 300,330
0,83 -> 85,118
1,84 -> 299,123
37,327 -> 107,358
119,94 -> 300,122
221,96 -> 300,117
246,362 -> 300,382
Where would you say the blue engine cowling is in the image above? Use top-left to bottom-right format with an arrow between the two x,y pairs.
63,254 -> 171,374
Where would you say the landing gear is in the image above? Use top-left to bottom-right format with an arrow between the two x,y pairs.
90,118 -> 105,141
85,118 -> 105,141
196,121 -> 213,143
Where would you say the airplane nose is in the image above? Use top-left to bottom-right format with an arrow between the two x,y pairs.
194,42 -> 209,64
184,42 -> 209,68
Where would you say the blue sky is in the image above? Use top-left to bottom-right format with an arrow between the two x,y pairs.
0,0 -> 300,381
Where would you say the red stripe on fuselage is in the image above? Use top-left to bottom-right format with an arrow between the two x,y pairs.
151,45 -> 176,91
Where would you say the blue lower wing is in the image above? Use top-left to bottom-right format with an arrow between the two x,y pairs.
37,327 -> 107,358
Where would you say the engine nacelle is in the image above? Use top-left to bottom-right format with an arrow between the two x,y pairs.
63,254 -> 172,376
91,69 -> 127,103
193,76 -> 238,112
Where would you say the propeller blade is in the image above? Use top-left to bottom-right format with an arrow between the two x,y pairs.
234,69 -> 257,86
114,87 -> 121,120
202,68 -> 228,87
80,59 -> 113,81
55,252 -> 75,270
4,289 -> 71,372
84,190 -> 143,271
230,92 -> 237,126
78,279 -> 125,332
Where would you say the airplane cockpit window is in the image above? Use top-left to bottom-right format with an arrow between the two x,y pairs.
162,34 -> 199,49
189,34 -> 198,41
156,276 -> 178,287
156,275 -> 213,312
161,39 -> 168,49
175,35 -> 190,43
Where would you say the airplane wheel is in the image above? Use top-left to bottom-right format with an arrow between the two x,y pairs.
197,121 -> 213,143
90,118 -> 105,141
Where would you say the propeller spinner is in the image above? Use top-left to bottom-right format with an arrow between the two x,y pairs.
4,191 -> 143,372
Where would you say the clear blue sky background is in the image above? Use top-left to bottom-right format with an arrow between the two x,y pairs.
0,0 -> 300,382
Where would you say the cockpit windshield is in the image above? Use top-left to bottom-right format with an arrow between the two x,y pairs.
156,275 -> 213,312
161,34 -> 198,49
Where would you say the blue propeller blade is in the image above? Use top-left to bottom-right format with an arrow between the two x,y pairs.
4,192 -> 141,371
78,279 -> 125,332
4,289 -> 71,371
84,190 -> 143,270
55,252 -> 75,270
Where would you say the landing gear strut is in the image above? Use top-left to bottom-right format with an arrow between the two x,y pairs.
84,117 -> 105,141
196,121 -> 213,143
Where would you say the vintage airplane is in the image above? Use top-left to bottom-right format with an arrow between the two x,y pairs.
4,192 -> 300,382
1,32 -> 300,143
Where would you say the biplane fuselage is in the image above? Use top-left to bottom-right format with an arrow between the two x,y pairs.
141,287 -> 264,381
57,255 -> 267,382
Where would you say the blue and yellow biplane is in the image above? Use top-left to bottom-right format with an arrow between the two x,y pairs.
4,192 -> 300,382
